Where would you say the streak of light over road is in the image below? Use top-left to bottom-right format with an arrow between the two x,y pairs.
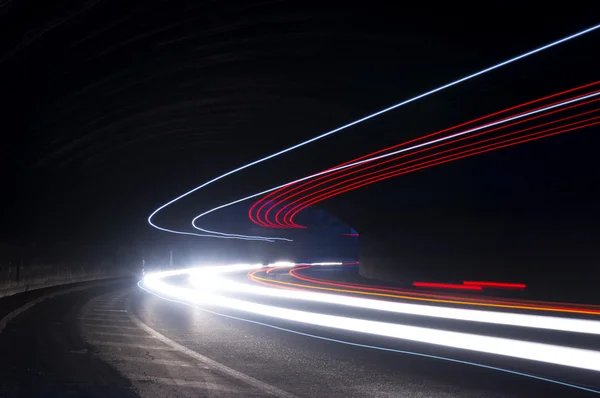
140,263 -> 600,393
251,266 -> 600,315
252,82 -> 600,228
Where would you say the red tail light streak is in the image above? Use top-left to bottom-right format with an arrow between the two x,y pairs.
251,83 -> 600,228
464,281 -> 527,289
413,282 -> 483,291
247,266 -> 600,316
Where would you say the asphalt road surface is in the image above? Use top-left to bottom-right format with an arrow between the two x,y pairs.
0,273 -> 598,397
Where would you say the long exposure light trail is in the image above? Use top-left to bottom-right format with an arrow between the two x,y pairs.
251,80 -> 600,228
252,86 -> 600,228
412,282 -> 483,291
142,267 -> 600,372
147,24 -> 600,240
283,267 -> 541,306
284,267 -> 599,310
282,113 -> 600,225
278,100 -> 600,227
281,110 -> 600,226
250,88 -> 600,228
193,89 -> 600,237
249,268 -> 600,315
464,281 -> 527,289
191,273 -> 600,335
253,82 -> 600,228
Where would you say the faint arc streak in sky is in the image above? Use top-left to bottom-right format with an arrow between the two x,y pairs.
191,90 -> 600,237
147,23 -> 600,240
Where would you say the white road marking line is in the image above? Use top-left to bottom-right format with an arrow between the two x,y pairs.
78,317 -> 132,322
200,368 -> 221,398
85,311 -> 128,315
81,324 -> 141,330
87,331 -> 153,338
87,340 -> 176,350
127,300 -> 296,398
118,356 -> 195,367
83,315 -> 130,320
127,374 -> 241,392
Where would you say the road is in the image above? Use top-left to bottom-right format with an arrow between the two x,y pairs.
0,267 -> 599,397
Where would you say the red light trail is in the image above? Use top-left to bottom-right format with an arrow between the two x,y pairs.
283,115 -> 600,226
279,105 -> 600,227
413,282 -> 483,291
464,281 -> 527,289
250,81 -> 600,227
249,82 -> 600,228
246,265 -> 600,315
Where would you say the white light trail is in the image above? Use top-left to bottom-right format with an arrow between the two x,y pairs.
143,268 -> 600,372
267,261 -> 296,268
191,90 -> 600,235
191,271 -> 600,335
148,24 -> 600,241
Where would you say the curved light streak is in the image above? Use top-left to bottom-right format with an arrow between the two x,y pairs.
191,275 -> 600,335
142,267 -> 600,373
282,266 -> 599,310
252,80 -> 600,227
412,282 -> 483,291
249,268 -> 600,315
277,98 -> 600,227
464,281 -> 527,289
255,87 -> 600,227
282,111 -> 600,226
192,90 -> 600,234
147,24 -> 600,240
138,279 -> 600,395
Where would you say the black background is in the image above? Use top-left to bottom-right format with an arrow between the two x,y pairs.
2,1 -> 600,284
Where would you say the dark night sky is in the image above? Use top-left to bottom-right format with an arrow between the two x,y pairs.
2,1 -> 600,276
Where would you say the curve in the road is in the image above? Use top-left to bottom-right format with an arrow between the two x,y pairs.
139,282 -> 600,395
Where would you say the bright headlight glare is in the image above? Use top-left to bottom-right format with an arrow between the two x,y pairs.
267,261 -> 296,268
